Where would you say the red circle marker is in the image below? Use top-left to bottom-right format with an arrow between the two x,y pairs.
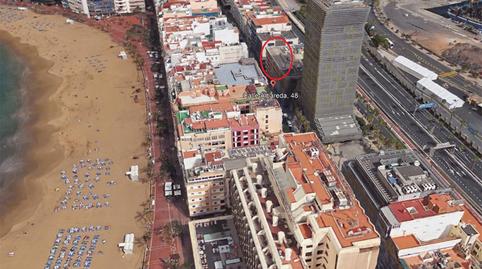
259,36 -> 294,82
270,80 -> 277,87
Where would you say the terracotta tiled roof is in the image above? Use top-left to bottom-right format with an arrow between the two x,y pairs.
227,115 -> 259,129
250,15 -> 289,26
299,223 -> 312,239
388,194 -> 464,223
204,150 -> 222,163
189,101 -> 236,114
282,133 -> 379,247
392,234 -> 420,250
182,150 -> 198,158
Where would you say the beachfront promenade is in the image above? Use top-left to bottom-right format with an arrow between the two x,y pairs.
140,33 -> 191,268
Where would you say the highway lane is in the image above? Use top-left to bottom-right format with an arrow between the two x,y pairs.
361,53 -> 482,177
276,0 -> 482,212
366,8 -> 481,96
359,59 -> 482,213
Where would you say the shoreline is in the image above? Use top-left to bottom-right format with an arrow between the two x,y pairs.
0,6 -> 149,268
0,28 -> 64,238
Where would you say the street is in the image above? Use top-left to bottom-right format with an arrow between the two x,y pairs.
358,54 -> 482,214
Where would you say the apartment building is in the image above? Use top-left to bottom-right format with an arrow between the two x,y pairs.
226,156 -> 305,268
158,0 -> 220,18
62,0 -> 142,16
225,132 -> 381,269
229,115 -> 259,148
189,215 -> 246,268
251,98 -> 282,136
183,150 -> 228,217
380,193 -> 482,269
62,0 -> 90,16
255,31 -> 299,59
224,0 -> 272,39
177,110 -> 233,153
265,44 -> 303,104
213,58 -> 267,86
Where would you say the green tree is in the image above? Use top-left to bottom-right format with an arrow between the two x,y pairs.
372,34 -> 389,49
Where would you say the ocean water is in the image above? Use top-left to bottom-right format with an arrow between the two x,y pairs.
0,42 -> 24,194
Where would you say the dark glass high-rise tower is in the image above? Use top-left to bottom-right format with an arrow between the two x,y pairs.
300,0 -> 369,142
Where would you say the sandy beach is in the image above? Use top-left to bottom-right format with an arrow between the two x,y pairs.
0,5 -> 149,269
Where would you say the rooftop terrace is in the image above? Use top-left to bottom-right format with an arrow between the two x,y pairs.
189,215 -> 246,269
214,59 -> 267,86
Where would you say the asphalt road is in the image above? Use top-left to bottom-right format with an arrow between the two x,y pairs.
367,8 -> 482,97
272,0 -> 482,213
359,54 -> 482,213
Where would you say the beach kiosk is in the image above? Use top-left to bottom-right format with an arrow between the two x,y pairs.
118,233 -> 134,254
118,51 -> 128,60
125,165 -> 139,181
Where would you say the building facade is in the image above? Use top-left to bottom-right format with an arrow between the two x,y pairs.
183,150 -> 228,217
300,0 -> 369,142
225,132 -> 381,269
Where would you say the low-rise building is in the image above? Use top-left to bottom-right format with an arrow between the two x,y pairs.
177,110 -> 233,153
213,58 -> 267,86
251,98 -> 283,136
159,0 -> 220,18
265,44 -> 303,104
229,115 -> 260,148
380,194 -> 482,269
255,30 -> 299,60
343,150 -> 445,224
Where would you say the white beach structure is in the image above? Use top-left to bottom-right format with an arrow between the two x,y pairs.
125,165 -> 139,181
118,233 -> 134,254
118,51 -> 128,60
393,56 -> 438,80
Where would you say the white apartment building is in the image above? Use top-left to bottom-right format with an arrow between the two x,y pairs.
183,150 -> 228,217
114,0 -> 145,14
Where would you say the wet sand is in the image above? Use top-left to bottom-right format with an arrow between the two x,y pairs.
0,6 -> 149,269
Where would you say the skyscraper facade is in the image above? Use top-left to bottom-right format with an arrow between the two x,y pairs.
300,0 -> 369,142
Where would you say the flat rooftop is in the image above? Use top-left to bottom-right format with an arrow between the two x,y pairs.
214,59 -> 267,86
266,45 -> 303,75
386,193 -> 464,223
189,215 -> 246,269
353,150 -> 443,205
314,114 -> 362,143
279,132 -> 379,247
227,145 -> 273,159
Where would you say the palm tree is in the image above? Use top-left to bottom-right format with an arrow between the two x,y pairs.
135,230 -> 152,247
